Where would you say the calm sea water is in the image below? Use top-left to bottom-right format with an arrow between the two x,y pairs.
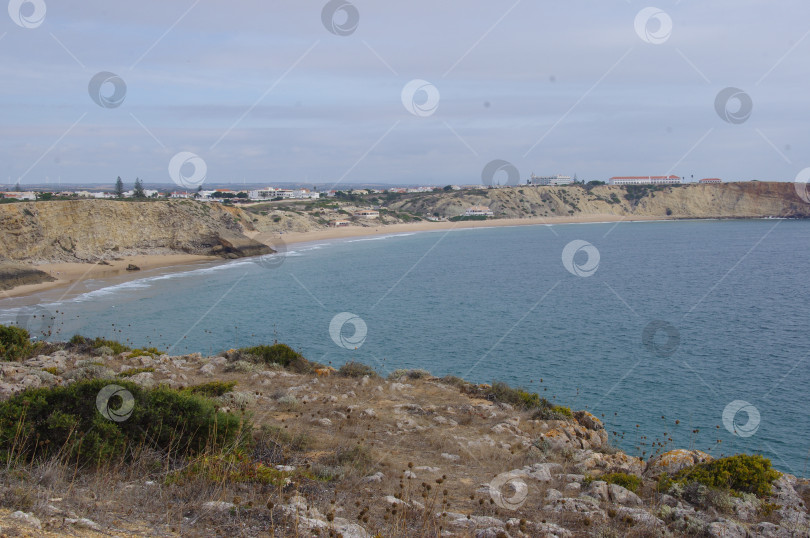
2,219 -> 809,474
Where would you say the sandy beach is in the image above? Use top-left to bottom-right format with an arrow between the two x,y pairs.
1,214 -> 663,301
0,254 -> 219,301
258,214 -> 666,247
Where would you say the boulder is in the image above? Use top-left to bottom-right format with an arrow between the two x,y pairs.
645,449 -> 713,477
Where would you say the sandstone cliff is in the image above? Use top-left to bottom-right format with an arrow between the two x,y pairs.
0,200 -> 271,264
388,181 -> 810,220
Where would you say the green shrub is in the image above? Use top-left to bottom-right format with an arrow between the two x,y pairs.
532,404 -> 574,421
601,472 -> 642,493
388,368 -> 431,380
338,361 -> 378,378
0,325 -> 33,361
489,381 -> 543,409
0,379 -> 248,465
182,381 -> 237,397
439,375 -> 469,389
238,344 -> 311,373
129,347 -> 162,358
68,335 -> 130,355
671,454 -> 780,498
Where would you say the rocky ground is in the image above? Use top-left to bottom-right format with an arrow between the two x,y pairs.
1,345 -> 809,537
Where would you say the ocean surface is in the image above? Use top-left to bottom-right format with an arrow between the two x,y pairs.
2,219 -> 809,475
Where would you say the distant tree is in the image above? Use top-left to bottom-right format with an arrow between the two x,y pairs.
14,182 -> 22,192
115,177 -> 124,198
133,178 -> 145,198
36,192 -> 53,201
586,180 -> 606,187
443,185 -> 453,191
197,185 -> 203,193
236,192 -> 248,199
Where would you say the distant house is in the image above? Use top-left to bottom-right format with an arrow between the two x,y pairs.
330,219 -> 351,227
464,205 -> 494,217
529,174 -> 573,186
609,175 -> 681,186
353,210 -> 379,219
699,178 -> 722,184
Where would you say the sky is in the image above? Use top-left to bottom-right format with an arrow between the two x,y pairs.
1,0 -> 808,187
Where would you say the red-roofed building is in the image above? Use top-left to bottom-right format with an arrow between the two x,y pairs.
608,175 -> 681,186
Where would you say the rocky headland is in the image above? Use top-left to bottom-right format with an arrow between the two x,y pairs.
0,332 -> 807,537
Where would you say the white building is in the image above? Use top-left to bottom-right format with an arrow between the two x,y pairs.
609,175 -> 681,186
529,174 -> 574,186
249,188 -> 315,200
464,205 -> 494,217
293,189 -> 320,199
0,191 -> 36,200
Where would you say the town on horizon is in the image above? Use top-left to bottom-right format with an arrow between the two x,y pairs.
0,174 -> 779,203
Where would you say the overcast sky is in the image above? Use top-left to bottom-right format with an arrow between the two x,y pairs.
1,0 -> 808,186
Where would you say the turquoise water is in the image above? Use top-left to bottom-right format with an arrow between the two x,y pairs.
2,219 -> 809,474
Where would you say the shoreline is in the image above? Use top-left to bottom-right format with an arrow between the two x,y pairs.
257,214 -> 671,248
0,214 -> 710,301
0,254 -> 220,302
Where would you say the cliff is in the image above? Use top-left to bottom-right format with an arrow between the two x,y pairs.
0,339 -> 807,537
0,199 -> 271,264
387,182 -> 810,220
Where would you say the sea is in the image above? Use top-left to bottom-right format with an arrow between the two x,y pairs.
2,219 -> 809,475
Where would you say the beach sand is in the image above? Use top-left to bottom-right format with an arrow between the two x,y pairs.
1,214 -> 663,300
0,254 -> 219,300
255,214 -> 665,246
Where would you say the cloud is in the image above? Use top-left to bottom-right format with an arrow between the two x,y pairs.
1,0 -> 808,184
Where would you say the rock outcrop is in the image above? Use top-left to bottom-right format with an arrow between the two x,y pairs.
0,200 -> 271,264
389,181 -> 810,219
0,262 -> 55,290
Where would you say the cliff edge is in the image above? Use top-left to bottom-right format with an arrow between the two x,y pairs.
0,199 -> 271,264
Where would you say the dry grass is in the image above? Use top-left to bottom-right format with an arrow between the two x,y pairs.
0,347 -> 793,536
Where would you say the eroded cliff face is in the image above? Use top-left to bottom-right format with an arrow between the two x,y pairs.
388,182 -> 810,220
0,200 -> 270,263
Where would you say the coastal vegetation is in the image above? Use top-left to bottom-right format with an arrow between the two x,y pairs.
0,326 -> 804,536
0,378 -> 247,465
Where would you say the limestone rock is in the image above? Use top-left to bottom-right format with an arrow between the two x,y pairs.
645,449 -> 713,477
